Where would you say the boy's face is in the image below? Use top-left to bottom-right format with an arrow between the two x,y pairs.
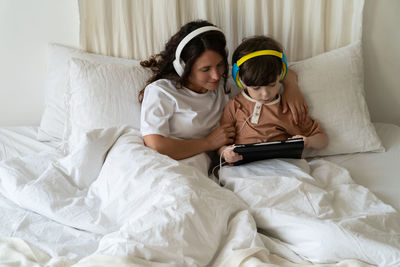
245,75 -> 280,103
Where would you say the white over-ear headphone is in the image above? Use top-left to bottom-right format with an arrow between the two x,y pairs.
173,26 -> 223,77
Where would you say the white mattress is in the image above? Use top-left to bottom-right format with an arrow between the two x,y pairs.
323,122 -> 400,211
1,123 -> 399,211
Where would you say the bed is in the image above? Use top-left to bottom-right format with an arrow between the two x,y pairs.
0,40 -> 399,267
1,126 -> 400,267
1,1 -> 400,266
2,123 -> 398,212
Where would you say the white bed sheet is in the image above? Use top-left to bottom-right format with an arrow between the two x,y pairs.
0,123 -> 399,266
0,126 -> 58,160
0,126 -> 271,266
322,122 -> 400,211
0,123 -> 399,212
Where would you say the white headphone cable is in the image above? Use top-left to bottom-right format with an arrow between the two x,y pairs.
212,112 -> 253,181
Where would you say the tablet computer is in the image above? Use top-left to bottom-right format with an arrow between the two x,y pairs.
232,138 -> 304,166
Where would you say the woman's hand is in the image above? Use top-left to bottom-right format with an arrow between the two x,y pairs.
281,69 -> 308,125
205,124 -> 236,151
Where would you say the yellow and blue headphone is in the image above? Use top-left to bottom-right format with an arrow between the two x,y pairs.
232,50 -> 288,88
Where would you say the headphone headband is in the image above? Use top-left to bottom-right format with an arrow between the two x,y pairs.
173,26 -> 223,77
232,50 -> 288,88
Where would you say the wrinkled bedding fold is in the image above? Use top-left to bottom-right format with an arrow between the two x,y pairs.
0,126 -> 398,266
220,159 -> 400,266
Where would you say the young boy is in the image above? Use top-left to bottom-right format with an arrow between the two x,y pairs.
218,36 -> 328,164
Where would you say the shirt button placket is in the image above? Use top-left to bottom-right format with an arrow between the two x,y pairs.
251,103 -> 262,124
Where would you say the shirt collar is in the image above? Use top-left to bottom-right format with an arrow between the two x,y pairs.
241,90 -> 280,106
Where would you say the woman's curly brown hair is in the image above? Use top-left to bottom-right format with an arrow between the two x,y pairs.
138,20 -> 230,102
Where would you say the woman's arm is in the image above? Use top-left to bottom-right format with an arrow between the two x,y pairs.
143,124 -> 236,160
281,69 -> 308,125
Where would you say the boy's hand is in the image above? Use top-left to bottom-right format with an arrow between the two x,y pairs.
291,135 -> 308,148
221,145 -> 243,164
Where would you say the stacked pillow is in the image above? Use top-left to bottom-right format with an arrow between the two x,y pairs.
66,58 -> 152,152
38,43 -> 144,143
39,42 -> 384,157
38,44 -> 151,152
289,41 -> 384,157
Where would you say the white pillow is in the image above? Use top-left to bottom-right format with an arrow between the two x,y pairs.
65,58 -> 152,152
289,41 -> 384,157
38,43 -> 141,142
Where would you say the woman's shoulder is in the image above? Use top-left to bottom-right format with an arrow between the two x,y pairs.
147,79 -> 176,91
144,79 -> 180,98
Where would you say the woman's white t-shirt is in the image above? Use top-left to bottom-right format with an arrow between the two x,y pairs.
140,79 -> 229,139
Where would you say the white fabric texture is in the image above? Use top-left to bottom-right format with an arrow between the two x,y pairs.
0,126 -> 385,266
38,43 -> 141,143
66,58 -> 151,152
0,237 -> 73,267
289,41 -> 384,157
323,123 -> 400,211
0,238 -> 374,267
219,158 -> 400,266
0,126 -> 259,266
140,79 -> 229,139
0,127 -> 57,160
78,0 -> 364,62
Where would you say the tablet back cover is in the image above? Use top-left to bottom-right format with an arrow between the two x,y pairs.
233,139 -> 304,166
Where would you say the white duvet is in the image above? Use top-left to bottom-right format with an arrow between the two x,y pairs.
0,126 -> 398,267
220,159 -> 400,266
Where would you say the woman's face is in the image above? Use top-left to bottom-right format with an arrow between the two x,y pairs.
186,50 -> 225,93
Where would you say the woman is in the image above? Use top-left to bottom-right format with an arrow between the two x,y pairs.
139,20 -> 307,160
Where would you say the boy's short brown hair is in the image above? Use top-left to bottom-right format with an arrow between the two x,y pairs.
232,36 -> 283,86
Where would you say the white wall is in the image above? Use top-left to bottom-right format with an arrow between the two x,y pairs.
0,0 -> 79,126
0,0 -> 399,126
363,0 -> 400,126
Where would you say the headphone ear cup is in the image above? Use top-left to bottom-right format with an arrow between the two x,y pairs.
173,59 -> 185,77
280,62 -> 287,81
231,63 -> 243,88
173,26 -> 223,78
280,52 -> 288,81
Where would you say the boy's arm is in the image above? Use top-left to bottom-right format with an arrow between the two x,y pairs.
218,100 -> 236,146
290,110 -> 328,150
305,132 -> 328,149
293,132 -> 328,150
281,69 -> 308,125
217,101 -> 243,164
